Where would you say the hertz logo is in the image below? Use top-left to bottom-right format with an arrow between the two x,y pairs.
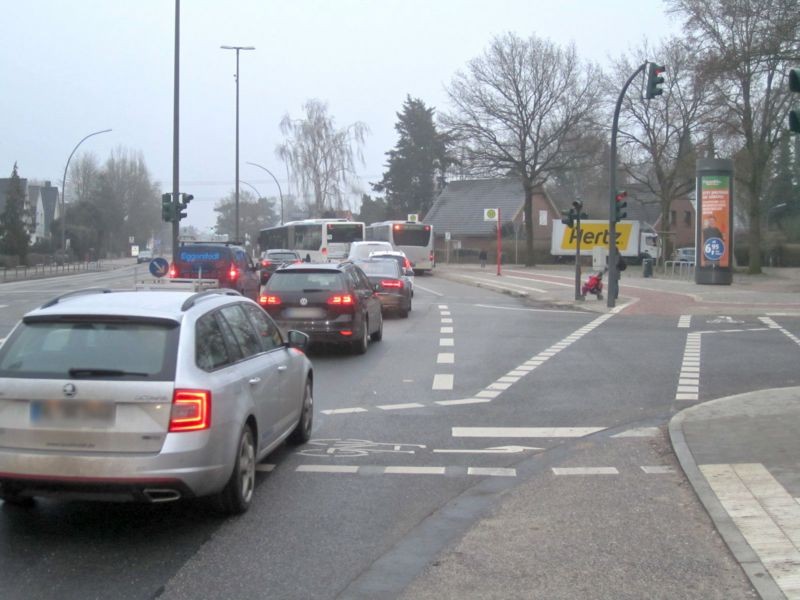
559,223 -> 633,251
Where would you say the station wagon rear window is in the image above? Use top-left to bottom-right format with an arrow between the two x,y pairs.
0,320 -> 178,380
266,272 -> 345,292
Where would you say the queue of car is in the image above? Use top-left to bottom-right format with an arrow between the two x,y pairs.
0,243 -> 420,514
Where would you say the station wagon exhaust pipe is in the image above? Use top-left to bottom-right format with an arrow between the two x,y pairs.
143,488 -> 182,503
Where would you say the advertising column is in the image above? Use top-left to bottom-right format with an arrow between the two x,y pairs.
696,158 -> 733,285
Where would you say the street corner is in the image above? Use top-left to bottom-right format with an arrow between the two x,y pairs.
669,387 -> 800,600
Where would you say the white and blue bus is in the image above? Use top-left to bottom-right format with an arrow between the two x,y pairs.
365,221 -> 435,273
258,219 -> 365,263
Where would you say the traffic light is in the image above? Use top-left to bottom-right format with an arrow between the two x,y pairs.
176,193 -> 194,221
615,191 -> 628,222
161,193 -> 174,222
561,209 -> 575,228
789,68 -> 800,133
645,62 -> 666,99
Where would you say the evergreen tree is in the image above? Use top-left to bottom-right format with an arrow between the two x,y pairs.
0,163 -> 31,261
356,194 -> 388,225
373,96 -> 453,219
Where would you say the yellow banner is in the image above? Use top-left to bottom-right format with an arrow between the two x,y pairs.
558,222 -> 633,251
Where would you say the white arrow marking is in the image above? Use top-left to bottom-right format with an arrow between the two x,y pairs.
432,445 -> 542,454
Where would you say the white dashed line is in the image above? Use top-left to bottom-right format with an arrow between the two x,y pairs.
611,427 -> 660,438
439,338 -> 454,347
552,467 -> 619,475
383,466 -> 446,475
453,427 -> 605,438
378,403 -> 425,411
440,327 -> 454,333
297,465 -> 360,474
435,398 -> 492,406
760,316 -> 800,347
441,318 -> 453,324
321,407 -> 369,415
641,466 -> 675,474
437,353 -> 454,364
678,315 -> 692,328
255,464 -> 276,472
467,467 -> 517,477
432,374 -> 454,390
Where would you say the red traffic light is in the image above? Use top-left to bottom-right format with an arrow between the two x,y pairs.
615,191 -> 628,202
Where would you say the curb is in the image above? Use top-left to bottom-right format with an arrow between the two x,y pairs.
669,395 -> 785,600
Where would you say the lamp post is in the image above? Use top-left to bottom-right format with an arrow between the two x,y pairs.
239,180 -> 262,201
246,161 -> 284,224
60,128 -> 112,256
221,44 -> 255,241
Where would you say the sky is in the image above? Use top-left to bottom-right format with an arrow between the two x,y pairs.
1,0 -> 682,233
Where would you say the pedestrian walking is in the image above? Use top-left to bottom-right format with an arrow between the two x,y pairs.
479,249 -> 487,268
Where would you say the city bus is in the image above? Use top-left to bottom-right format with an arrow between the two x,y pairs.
258,219 -> 365,263
365,220 -> 435,273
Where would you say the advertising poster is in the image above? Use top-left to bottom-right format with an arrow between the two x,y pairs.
700,175 -> 730,268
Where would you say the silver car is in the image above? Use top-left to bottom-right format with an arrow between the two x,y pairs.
0,288 -> 313,514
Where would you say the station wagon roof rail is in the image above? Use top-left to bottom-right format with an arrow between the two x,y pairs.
40,288 -> 114,309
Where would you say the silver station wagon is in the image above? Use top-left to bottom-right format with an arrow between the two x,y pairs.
0,288 -> 313,514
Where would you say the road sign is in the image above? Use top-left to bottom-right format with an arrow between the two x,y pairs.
149,257 -> 169,278
445,231 -> 451,241
484,208 -> 498,221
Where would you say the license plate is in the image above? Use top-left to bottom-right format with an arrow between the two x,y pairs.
30,400 -> 116,428
284,307 -> 325,319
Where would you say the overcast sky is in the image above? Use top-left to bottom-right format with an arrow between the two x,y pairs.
1,0 -> 680,232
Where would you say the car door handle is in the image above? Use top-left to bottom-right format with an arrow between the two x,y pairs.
249,377 -> 261,385
277,366 -> 288,372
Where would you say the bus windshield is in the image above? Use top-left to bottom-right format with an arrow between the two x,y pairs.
328,223 -> 363,243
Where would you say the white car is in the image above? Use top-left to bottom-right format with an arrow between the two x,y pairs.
347,241 -> 394,261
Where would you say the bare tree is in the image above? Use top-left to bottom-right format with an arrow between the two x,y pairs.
668,0 -> 800,273
612,37 -> 715,260
67,153 -> 100,204
276,99 -> 369,217
441,32 -> 601,265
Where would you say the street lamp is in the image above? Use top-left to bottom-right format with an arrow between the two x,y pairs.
60,128 -> 112,256
239,180 -> 262,200
246,161 -> 284,224
221,44 -> 255,241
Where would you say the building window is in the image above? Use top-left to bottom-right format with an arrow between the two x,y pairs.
684,210 -> 692,226
670,210 -> 677,225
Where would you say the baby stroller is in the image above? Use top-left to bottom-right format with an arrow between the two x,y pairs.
581,270 -> 604,299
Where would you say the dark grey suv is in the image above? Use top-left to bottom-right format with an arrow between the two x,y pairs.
259,262 -> 383,354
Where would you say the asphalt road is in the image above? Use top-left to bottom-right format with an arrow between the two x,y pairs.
1,265 -> 795,598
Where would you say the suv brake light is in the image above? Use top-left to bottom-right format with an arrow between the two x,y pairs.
168,263 -> 177,278
228,263 -> 239,281
169,390 -> 211,432
261,260 -> 272,268
327,294 -> 355,306
381,279 -> 403,289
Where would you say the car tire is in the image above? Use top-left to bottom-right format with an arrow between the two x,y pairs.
214,423 -> 256,515
288,379 -> 313,445
371,313 -> 383,342
352,318 -> 369,355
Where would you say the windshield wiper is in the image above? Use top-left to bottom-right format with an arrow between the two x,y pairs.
68,368 -> 149,378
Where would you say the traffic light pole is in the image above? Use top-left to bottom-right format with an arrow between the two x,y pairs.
171,0 -> 181,261
608,61 -> 647,308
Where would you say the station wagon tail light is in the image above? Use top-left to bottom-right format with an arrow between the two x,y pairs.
327,294 -> 355,305
260,294 -> 281,306
168,263 -> 177,278
228,263 -> 239,281
169,390 -> 211,432
261,259 -> 272,268
381,279 -> 404,289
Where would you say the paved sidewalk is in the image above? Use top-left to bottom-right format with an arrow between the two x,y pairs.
670,387 -> 800,600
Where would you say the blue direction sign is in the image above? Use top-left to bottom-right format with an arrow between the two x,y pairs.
149,257 -> 170,278
703,237 -> 725,262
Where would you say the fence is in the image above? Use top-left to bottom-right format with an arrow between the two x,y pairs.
1,260 -> 105,283
661,260 -> 695,279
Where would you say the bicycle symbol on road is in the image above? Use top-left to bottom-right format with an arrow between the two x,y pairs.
298,438 -> 426,458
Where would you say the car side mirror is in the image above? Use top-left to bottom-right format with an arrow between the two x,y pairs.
286,330 -> 309,351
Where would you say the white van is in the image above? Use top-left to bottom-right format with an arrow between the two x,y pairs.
347,241 -> 393,261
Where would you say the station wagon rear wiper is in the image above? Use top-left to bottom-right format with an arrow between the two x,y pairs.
68,368 -> 149,378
